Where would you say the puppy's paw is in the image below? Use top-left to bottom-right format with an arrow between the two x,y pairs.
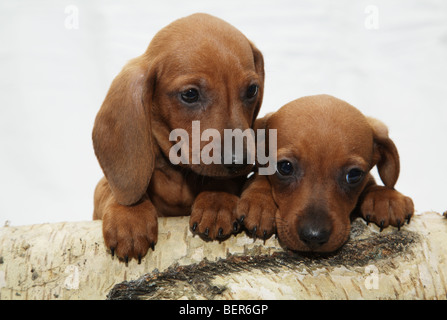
190,191 -> 240,241
102,200 -> 158,264
237,189 -> 278,241
360,186 -> 414,231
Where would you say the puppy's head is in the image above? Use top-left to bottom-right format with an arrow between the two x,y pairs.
260,95 -> 399,252
93,13 -> 264,205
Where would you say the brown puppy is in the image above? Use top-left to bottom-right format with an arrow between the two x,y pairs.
237,94 -> 414,253
92,13 -> 264,263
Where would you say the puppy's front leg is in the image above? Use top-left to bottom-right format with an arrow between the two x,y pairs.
190,191 -> 240,240
358,176 -> 414,231
236,173 -> 278,241
190,175 -> 249,241
94,178 -> 157,264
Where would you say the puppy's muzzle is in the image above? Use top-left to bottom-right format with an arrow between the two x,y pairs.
296,205 -> 333,251
221,132 -> 253,174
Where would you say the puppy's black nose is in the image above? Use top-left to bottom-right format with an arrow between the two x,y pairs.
222,153 -> 249,174
297,204 -> 333,250
298,226 -> 331,249
224,163 -> 248,173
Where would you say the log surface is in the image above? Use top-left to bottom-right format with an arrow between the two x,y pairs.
0,212 -> 446,300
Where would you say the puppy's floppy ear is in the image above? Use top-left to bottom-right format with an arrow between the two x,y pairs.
253,112 -> 275,172
92,56 -> 156,205
254,112 -> 273,131
249,41 -> 265,126
367,117 -> 400,188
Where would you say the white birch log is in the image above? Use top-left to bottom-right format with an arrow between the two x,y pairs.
0,212 -> 446,300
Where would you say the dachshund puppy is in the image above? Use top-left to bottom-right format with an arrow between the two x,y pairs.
237,94 -> 414,253
92,13 -> 264,263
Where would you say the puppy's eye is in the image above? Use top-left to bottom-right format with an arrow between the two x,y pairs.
181,88 -> 199,104
277,161 -> 293,176
246,84 -> 258,99
346,169 -> 364,185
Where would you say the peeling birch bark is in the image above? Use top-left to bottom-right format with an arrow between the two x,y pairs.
0,212 -> 446,300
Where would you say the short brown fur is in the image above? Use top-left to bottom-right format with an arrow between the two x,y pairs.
238,95 -> 414,252
92,13 -> 264,262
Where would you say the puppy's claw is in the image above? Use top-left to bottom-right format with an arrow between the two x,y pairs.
251,226 -> 257,241
238,216 -> 245,225
138,254 -> 142,265
233,221 -> 239,232
379,220 -> 384,232
406,214 -> 412,224
365,214 -> 371,225
218,228 -> 224,238
110,247 -> 115,257
204,228 -> 209,238
263,230 -> 268,245
124,255 -> 129,265
396,219 -> 402,231
192,222 -> 198,232
150,242 -> 155,251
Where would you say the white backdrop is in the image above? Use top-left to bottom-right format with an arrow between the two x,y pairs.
1,0 -> 446,226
